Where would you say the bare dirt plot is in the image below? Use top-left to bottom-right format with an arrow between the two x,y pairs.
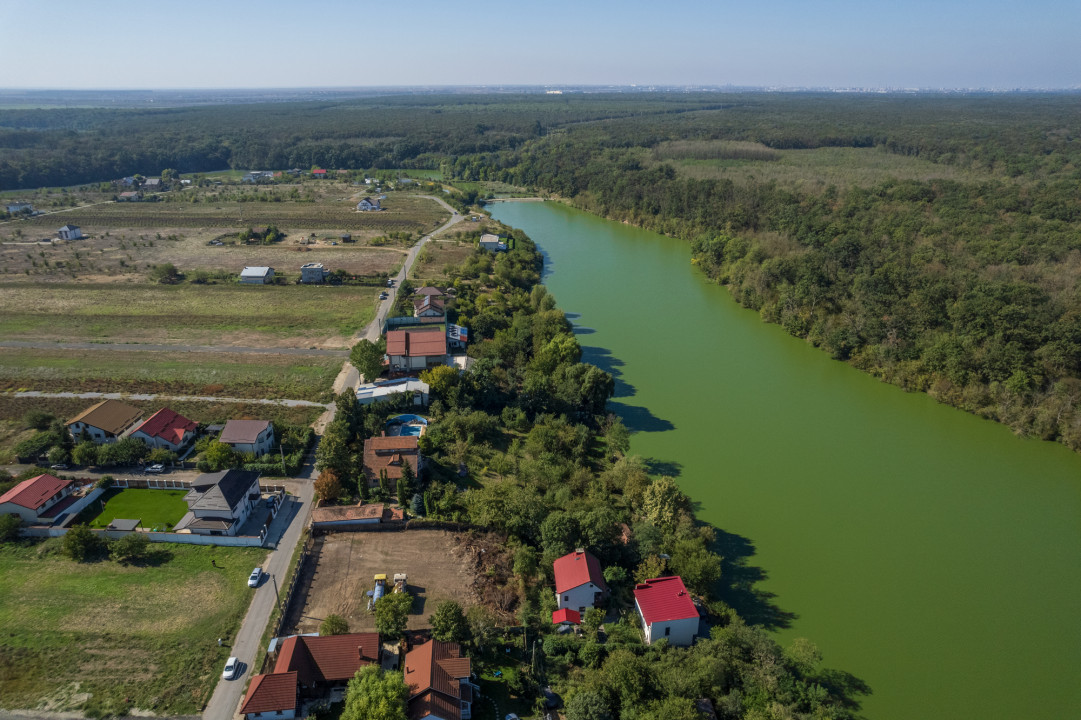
289,530 -> 477,635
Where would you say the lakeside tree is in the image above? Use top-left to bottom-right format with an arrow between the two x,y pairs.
341,665 -> 409,720
350,338 -> 387,382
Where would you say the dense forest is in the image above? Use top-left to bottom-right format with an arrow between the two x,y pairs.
4,92 -> 1081,449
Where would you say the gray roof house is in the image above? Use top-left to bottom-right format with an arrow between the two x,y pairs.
240,266 -> 275,284
175,469 -> 261,536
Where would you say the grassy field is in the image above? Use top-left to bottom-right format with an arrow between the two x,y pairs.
0,347 -> 343,401
0,540 -> 267,716
0,283 -> 377,347
412,238 -> 478,282
82,488 -> 189,530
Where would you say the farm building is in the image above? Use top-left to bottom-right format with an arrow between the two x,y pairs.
310,502 -> 404,531
404,640 -> 479,720
0,474 -> 77,524
130,408 -> 198,452
300,263 -> 329,284
357,197 -> 382,211
57,225 -> 84,240
66,399 -> 143,444
174,468 -> 261,536
554,549 -> 608,615
386,329 -> 447,371
219,420 -> 275,456
117,191 -> 142,201
240,266 -> 275,284
240,633 -> 381,720
362,435 -> 422,488
633,575 -> 700,646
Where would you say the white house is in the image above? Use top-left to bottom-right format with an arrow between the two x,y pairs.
413,294 -> 445,319
0,474 -> 76,523
240,266 -> 274,284
57,225 -> 84,240
117,191 -> 142,202
6,202 -> 32,214
67,399 -> 143,444
300,263 -> 329,284
130,408 -> 198,453
174,469 -> 261,536
357,197 -> 382,211
634,576 -> 700,646
354,378 -> 430,406
219,420 -> 275,456
478,233 -> 507,252
554,549 -> 608,614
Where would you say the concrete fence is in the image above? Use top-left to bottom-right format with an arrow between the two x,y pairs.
20,524 -> 264,547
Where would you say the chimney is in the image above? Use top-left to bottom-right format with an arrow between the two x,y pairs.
575,547 -> 584,555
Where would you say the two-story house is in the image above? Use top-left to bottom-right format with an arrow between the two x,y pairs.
174,469 -> 260,536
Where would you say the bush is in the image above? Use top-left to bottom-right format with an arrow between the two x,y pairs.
62,524 -> 106,562
321,614 -> 350,636
110,532 -> 150,564
23,410 -> 56,431
0,514 -> 21,543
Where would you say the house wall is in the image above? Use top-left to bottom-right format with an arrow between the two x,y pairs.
68,421 -> 127,444
556,582 -> 604,613
228,427 -> 274,456
131,429 -> 193,453
638,609 -> 698,646
0,501 -> 38,523
190,476 -> 259,535
240,273 -> 272,285
245,709 -> 296,720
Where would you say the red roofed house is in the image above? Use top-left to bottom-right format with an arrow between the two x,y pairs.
0,474 -> 76,523
386,329 -> 447,371
552,608 -> 581,626
554,549 -> 608,615
312,168 -> 327,178
362,436 -> 422,489
240,633 -> 381,719
130,408 -> 198,452
404,640 -> 479,720
633,576 -> 699,646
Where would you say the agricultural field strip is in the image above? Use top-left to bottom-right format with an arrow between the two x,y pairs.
0,340 -> 347,357
12,390 -> 331,408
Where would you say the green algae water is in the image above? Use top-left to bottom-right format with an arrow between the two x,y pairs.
490,200 -> 1081,720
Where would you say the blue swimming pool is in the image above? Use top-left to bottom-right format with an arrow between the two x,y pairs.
386,414 -> 428,437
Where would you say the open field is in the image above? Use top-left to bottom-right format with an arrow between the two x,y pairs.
654,144 -> 992,189
411,238 -> 477,282
82,488 -> 189,530
0,347 -> 343,401
0,395 -> 324,464
287,530 -> 477,635
0,540 -> 267,716
0,283 -> 377,348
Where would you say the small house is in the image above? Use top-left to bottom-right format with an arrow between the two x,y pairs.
362,435 -> 422,489
478,233 -> 507,252
413,294 -> 445,319
355,378 -> 430,406
357,197 -> 382,211
340,233 -> 353,243
404,640 -> 479,720
634,576 -> 699,646
119,176 -> 136,186
117,191 -> 142,202
130,408 -> 198,452
240,266 -> 275,284
312,168 -> 327,178
57,225 -> 83,240
219,420 -> 275,456
386,329 -> 447,371
552,608 -> 581,626
6,202 -> 32,214
300,263 -> 329,284
143,178 -> 162,190
0,474 -> 76,523
554,549 -> 608,614
174,468 -> 261,536
67,399 -> 143,444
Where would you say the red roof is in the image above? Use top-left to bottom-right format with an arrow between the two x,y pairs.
386,329 -> 447,358
552,608 -> 581,625
273,633 -> 380,686
132,408 -> 197,445
313,168 -> 327,175
553,550 -> 608,594
240,671 -> 298,714
633,576 -> 698,625
0,474 -> 72,510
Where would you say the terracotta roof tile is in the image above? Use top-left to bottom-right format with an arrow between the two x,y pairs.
240,672 -> 298,714
132,408 -> 197,445
633,576 -> 698,625
66,399 -> 143,436
0,474 -> 72,510
553,550 -> 608,594
386,329 -> 446,358
274,633 -> 380,686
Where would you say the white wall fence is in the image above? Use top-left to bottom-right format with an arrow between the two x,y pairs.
20,525 -> 265,547
56,487 -> 105,526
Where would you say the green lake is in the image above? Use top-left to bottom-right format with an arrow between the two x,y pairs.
490,200 -> 1081,719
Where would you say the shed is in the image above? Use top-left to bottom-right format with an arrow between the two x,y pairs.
241,266 -> 275,284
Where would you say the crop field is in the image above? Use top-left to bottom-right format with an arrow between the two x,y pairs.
82,488 -> 189,530
0,540 -> 267,716
0,282 -> 378,347
0,347 -> 344,401
652,143 -> 990,189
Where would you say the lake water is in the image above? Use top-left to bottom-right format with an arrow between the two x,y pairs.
490,200 -> 1081,719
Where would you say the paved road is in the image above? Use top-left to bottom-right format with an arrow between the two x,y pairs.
12,390 -> 330,408
329,194 -> 467,395
201,449 -> 317,720
0,340 -> 347,357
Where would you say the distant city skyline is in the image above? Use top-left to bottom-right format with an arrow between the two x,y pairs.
1,0 -> 1077,90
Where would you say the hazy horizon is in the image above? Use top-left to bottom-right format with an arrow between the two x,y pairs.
1,0 -> 1078,91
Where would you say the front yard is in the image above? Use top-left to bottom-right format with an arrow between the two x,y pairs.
0,539 -> 267,717
80,488 -> 189,531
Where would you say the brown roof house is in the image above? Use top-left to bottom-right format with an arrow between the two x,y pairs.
413,294 -> 446,320
405,640 -> 479,720
174,469 -> 260,536
240,633 -> 381,720
362,436 -> 422,489
219,420 -> 275,456
0,474 -> 77,524
386,329 -> 447,371
310,502 -> 405,531
67,399 -> 143,444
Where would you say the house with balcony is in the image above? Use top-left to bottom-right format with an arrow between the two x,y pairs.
174,468 -> 261,536
405,640 -> 479,720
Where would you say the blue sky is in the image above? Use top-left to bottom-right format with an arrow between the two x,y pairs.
1,0 -> 1077,89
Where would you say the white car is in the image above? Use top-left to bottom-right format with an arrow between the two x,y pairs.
145,464 -> 165,474
248,567 -> 262,588
222,656 -> 240,680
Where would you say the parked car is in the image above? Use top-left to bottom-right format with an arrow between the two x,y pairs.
248,567 -> 263,587
222,656 -> 240,680
145,464 -> 165,474
386,279 -> 395,287
379,291 -> 389,300
50,463 -> 68,470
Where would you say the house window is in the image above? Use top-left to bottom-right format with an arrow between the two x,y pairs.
664,626 -> 671,636
563,595 -> 568,602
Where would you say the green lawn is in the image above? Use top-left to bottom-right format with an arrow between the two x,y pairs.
0,539 -> 267,716
83,488 -> 189,530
